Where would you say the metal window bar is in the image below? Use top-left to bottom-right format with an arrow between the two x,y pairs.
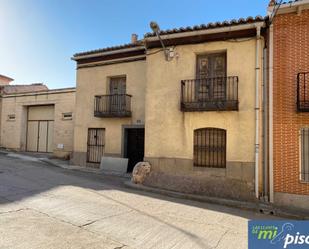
181,76 -> 238,111
297,72 -> 309,111
194,128 -> 226,168
301,128 -> 309,182
94,94 -> 132,117
87,128 -> 105,163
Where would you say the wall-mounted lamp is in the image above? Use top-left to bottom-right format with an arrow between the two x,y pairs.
150,21 -> 172,61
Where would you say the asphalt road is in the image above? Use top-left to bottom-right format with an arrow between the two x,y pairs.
0,153 -> 279,249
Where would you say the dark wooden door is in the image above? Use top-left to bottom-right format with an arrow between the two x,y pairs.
87,128 -> 105,163
126,128 -> 145,173
110,77 -> 126,94
196,53 -> 226,101
110,77 -> 126,112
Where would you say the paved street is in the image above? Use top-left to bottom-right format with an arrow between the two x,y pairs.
0,154 -> 278,249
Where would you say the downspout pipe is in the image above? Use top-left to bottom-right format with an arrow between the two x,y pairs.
269,24 -> 274,203
255,25 -> 262,199
262,46 -> 269,201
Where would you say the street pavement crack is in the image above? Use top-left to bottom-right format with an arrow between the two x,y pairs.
0,208 -> 29,215
22,207 -> 134,248
79,210 -> 134,228
114,245 -> 126,249
212,230 -> 229,249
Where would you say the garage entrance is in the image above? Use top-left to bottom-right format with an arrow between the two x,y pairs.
26,105 -> 54,153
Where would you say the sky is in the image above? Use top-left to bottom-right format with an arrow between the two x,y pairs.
0,0 -> 270,89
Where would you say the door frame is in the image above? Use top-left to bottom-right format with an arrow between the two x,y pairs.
196,52 -> 227,102
86,128 -> 105,163
122,125 -> 145,173
121,124 -> 145,158
25,104 -> 55,153
26,119 -> 54,153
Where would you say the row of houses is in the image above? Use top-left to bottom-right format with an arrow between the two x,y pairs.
1,0 -> 308,212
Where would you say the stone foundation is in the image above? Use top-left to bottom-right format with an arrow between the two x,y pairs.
274,192 -> 309,212
71,151 -> 122,169
144,157 -> 256,201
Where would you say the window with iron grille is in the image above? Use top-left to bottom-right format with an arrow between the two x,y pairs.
300,128 -> 309,182
87,128 -> 105,163
194,128 -> 226,168
297,72 -> 309,111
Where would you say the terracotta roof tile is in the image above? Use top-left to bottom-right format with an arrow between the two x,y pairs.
0,74 -> 14,81
74,15 -> 266,58
0,84 -> 48,94
144,16 -> 266,38
281,0 -> 301,4
74,41 -> 144,57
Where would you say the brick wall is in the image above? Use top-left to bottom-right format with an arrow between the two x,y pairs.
273,9 -> 309,195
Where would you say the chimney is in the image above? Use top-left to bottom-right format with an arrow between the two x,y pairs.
131,34 -> 138,44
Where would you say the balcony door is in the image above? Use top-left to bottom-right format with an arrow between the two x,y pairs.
110,76 -> 126,113
196,53 -> 226,101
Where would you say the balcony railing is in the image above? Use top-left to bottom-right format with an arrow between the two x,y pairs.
297,72 -> 309,112
94,94 -> 132,117
181,76 -> 239,112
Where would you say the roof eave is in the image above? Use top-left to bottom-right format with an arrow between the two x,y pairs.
0,74 -> 14,81
72,46 -> 145,61
268,0 -> 309,15
145,21 -> 266,42
145,21 -> 266,48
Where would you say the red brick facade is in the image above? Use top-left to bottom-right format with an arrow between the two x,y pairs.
273,9 -> 309,195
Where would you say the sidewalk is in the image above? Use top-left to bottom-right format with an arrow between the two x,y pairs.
0,148 -> 130,178
125,181 -> 309,220
1,148 -> 308,219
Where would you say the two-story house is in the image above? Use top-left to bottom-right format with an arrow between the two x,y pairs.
268,0 -> 309,212
143,17 -> 266,201
72,17 -> 268,201
71,36 -> 147,171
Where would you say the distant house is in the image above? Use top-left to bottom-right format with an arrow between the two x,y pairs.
0,83 -> 48,94
0,75 -> 75,158
0,74 -> 14,85
72,35 -> 146,170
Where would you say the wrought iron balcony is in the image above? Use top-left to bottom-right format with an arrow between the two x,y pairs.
297,72 -> 309,112
94,94 -> 132,117
181,76 -> 239,112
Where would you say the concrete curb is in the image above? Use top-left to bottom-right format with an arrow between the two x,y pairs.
124,181 -> 309,219
39,158 -> 131,179
39,158 -> 99,173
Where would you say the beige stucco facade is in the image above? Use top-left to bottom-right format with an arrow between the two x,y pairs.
143,39 -> 264,200
72,59 -> 146,166
72,18 -> 266,200
0,88 -> 75,158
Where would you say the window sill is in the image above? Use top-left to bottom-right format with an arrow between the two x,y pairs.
299,180 -> 309,185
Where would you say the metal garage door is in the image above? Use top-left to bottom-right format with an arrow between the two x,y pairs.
26,105 -> 54,153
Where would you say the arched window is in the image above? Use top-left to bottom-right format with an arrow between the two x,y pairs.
194,128 -> 226,168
